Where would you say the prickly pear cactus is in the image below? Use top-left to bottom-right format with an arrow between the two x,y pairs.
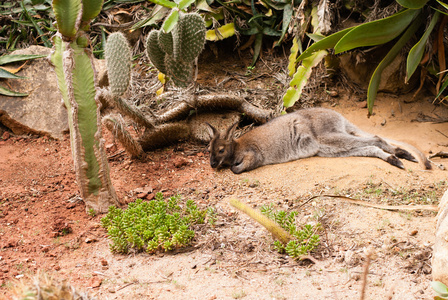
105,32 -> 132,97
165,55 -> 193,87
146,30 -> 167,75
145,12 -> 206,88
172,12 -> 206,63
158,30 -> 174,55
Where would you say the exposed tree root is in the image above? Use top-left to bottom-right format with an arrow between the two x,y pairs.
102,92 -> 275,155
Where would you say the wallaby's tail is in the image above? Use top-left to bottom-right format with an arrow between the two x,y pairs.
384,138 -> 432,170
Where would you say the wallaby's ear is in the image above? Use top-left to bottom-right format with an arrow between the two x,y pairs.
205,122 -> 219,138
224,122 -> 239,141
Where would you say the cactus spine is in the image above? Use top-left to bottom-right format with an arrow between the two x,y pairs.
146,12 -> 206,87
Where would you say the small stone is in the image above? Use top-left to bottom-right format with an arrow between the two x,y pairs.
101,259 -> 108,266
108,288 -> 116,293
2,132 -> 10,140
85,237 -> 98,243
54,265 -> 61,271
88,276 -> 102,288
327,90 -> 339,97
66,202 -> 77,209
173,157 -> 188,168
410,230 -> 418,236
357,101 -> 367,108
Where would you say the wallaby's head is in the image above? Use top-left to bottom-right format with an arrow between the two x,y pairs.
206,122 -> 238,169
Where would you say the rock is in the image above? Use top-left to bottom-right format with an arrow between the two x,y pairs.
101,259 -> 108,266
433,189 -> 448,285
173,157 -> 189,168
338,47 -> 419,94
0,46 -> 106,139
1,131 -> 10,140
88,276 -> 102,288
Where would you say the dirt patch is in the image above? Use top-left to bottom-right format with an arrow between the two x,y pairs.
1,54 -> 448,299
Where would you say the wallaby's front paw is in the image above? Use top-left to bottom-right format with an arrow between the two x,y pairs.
387,155 -> 404,169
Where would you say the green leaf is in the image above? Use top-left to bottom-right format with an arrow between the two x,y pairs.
147,0 -> 177,9
296,27 -> 352,62
178,0 -> 195,10
431,281 -> 448,297
367,12 -> 422,115
0,54 -> 46,65
251,33 -> 263,67
436,73 -> 448,99
275,3 -> 293,46
0,85 -> 28,97
334,8 -> 419,54
406,11 -> 440,82
21,1 -> 52,47
81,0 -> 104,21
52,0 -> 82,37
436,0 -> 448,10
162,9 -> 179,33
205,23 -> 235,41
287,37 -> 299,77
0,68 -> 26,79
283,50 -> 327,108
396,0 -> 428,9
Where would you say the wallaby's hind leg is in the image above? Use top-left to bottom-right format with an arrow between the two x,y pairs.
323,145 -> 405,169
317,134 -> 406,168
341,125 -> 418,163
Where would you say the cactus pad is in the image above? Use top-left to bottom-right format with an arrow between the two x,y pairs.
165,55 -> 193,88
105,32 -> 132,97
172,12 -> 206,63
146,30 -> 167,74
158,30 -> 174,55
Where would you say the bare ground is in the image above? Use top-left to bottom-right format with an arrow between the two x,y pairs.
1,45 -> 448,299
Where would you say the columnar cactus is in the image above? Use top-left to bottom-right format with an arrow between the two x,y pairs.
50,0 -> 120,213
146,12 -> 206,87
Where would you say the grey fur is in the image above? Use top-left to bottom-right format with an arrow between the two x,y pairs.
207,108 -> 431,174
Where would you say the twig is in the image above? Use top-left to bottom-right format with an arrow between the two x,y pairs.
302,194 -> 438,212
436,129 -> 448,139
360,248 -> 374,300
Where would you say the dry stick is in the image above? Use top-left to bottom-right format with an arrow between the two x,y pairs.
300,194 -> 438,212
229,198 -> 293,244
359,248 -> 374,300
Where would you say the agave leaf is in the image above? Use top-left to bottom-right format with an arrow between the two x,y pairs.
162,9 -> 179,33
146,0 -> 177,9
81,0 -> 104,22
406,11 -> 440,82
335,8 -> 419,54
431,281 -> 448,297
205,23 -> 235,41
0,67 -> 26,79
52,0 -> 82,38
251,33 -> 263,66
0,85 -> 28,97
0,54 -> 46,65
275,3 -> 293,46
432,7 -> 448,16
396,0 -> 428,9
367,13 -> 422,115
283,50 -> 327,108
296,27 -> 352,62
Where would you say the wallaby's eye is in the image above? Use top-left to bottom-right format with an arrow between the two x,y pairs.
218,149 -> 225,154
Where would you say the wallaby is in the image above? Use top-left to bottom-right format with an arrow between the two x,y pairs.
207,107 -> 431,174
